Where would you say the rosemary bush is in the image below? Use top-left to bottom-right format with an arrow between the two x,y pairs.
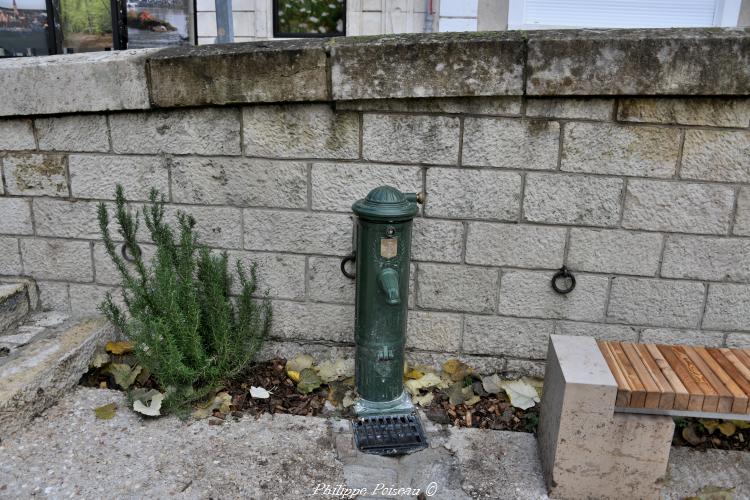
97,186 -> 272,412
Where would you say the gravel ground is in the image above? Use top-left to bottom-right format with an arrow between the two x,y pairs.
0,387 -> 747,499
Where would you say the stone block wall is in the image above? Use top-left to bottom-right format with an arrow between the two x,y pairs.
1,29 -> 749,376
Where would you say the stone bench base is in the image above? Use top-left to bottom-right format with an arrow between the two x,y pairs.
538,335 -> 675,500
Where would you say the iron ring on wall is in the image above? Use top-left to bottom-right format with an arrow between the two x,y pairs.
551,266 -> 576,294
341,252 -> 356,280
120,243 -> 141,263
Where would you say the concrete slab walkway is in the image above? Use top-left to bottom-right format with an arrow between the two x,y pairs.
0,388 -> 747,499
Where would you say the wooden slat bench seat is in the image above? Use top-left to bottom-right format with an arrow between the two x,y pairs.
598,341 -> 750,420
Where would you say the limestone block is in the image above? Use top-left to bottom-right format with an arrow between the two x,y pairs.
336,96 -> 522,115
523,173 -> 623,227
330,32 -> 524,100
681,130 -> 750,183
68,284 -> 116,316
607,277 -> 705,328
308,256 -> 355,303
465,222 -> 565,268
640,328 -> 724,347
225,250 -> 306,300
36,281 -> 70,312
0,283 -> 29,334
92,243 -> 156,286
555,321 -> 639,342
417,263 -> 499,313
406,310 -> 462,352
35,115 -> 110,152
412,218 -> 463,264
243,104 -> 358,160
525,97 -> 614,120
702,283 -> 750,331
497,270 -> 608,321
69,155 -> 168,200
20,239 -> 93,282
0,198 -> 33,235
561,122 -> 680,178
164,205 -> 243,249
734,187 -> 750,236
426,168 -> 521,220
362,114 -> 460,165
243,209 -> 352,255
662,235 -> 750,282
147,39 -> 329,107
171,157 -> 307,208
463,315 -> 553,358
462,118 -> 559,170
310,162 -> 422,212
567,228 -> 662,276
618,97 -> 750,127
0,49 -> 153,117
623,180 -> 734,235
269,300 -> 354,342
0,237 -> 22,275
110,108 -> 241,155
33,199 -> 104,239
3,153 -> 68,197
726,333 -> 750,349
0,119 -> 35,150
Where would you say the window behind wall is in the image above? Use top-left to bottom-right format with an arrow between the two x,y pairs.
273,0 -> 345,37
508,0 -> 742,29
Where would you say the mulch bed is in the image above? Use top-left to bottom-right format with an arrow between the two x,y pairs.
673,418 -> 749,452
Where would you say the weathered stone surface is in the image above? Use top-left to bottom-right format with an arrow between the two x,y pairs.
310,162 -> 422,212
164,205 -> 243,249
607,277 -> 705,328
497,270 -> 608,321
417,263 -> 499,313
362,114 -> 460,165
270,301 -> 354,342
561,122 -> 680,178
35,115 -> 110,152
622,180 -> 735,235
93,243 -> 156,286
110,108 -> 240,155
504,359 -> 546,378
734,187 -> 750,236
0,237 -> 21,275
618,97 -> 750,127
426,168 -> 521,220
20,239 -> 93,282
69,155 -> 168,201
411,218 -> 464,264
330,32 -> 524,100
36,281 -> 70,312
68,284 -> 115,316
462,118 -> 559,170
702,283 -> 750,331
308,256 -> 354,304
336,96 -> 522,115
406,310 -> 462,352
640,328 -> 724,347
725,333 -> 750,349
0,317 -> 115,438
0,283 -> 29,335
0,49 -> 153,117
662,235 -> 750,282
681,130 -> 750,183
463,315 -> 553,358
465,222 -> 565,268
148,39 -> 329,107
3,153 -> 68,197
33,199 -> 101,239
525,98 -> 614,120
243,104 -> 358,160
523,173 -> 623,227
555,321 -> 639,342
0,119 -> 35,150
0,199 -> 33,235
567,228 -> 662,276
526,28 -> 750,95
244,210 -> 352,255
171,157 -> 307,208
231,251 -> 307,300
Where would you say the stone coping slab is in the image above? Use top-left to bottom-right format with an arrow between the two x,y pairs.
0,28 -> 748,117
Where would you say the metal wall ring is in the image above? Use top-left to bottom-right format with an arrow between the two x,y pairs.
121,243 -> 141,263
341,253 -> 356,280
551,266 -> 576,294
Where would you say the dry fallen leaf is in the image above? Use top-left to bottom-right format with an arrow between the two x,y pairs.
104,363 -> 142,389
413,392 -> 434,407
94,402 -> 117,420
90,351 -> 110,369
131,388 -> 164,417
193,392 -> 232,419
297,368 -> 323,394
286,354 -> 314,373
314,358 -> 354,383
249,386 -> 270,399
500,379 -> 541,410
105,341 -> 134,355
481,373 -> 503,395
442,359 -> 473,382
718,421 -> 736,437
404,372 -> 445,396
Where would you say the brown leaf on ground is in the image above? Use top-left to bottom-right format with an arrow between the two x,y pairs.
105,341 -> 134,355
94,402 -> 117,420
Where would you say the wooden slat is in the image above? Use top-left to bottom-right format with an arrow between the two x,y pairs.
734,349 -> 750,373
682,346 -> 734,413
657,345 -> 706,411
609,342 -> 647,408
707,348 -> 750,415
634,343 -> 676,410
671,346 -> 720,412
598,341 -> 631,407
720,348 -> 750,413
646,344 -> 690,410
695,346 -> 749,414
621,342 -> 661,409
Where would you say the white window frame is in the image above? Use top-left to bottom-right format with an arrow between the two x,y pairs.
507,0 -> 743,30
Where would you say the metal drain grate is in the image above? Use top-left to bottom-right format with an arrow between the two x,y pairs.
352,412 -> 428,456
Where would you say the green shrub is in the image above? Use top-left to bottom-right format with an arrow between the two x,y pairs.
97,186 -> 272,413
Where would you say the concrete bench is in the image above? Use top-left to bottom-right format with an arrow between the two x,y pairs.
537,335 -> 750,500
